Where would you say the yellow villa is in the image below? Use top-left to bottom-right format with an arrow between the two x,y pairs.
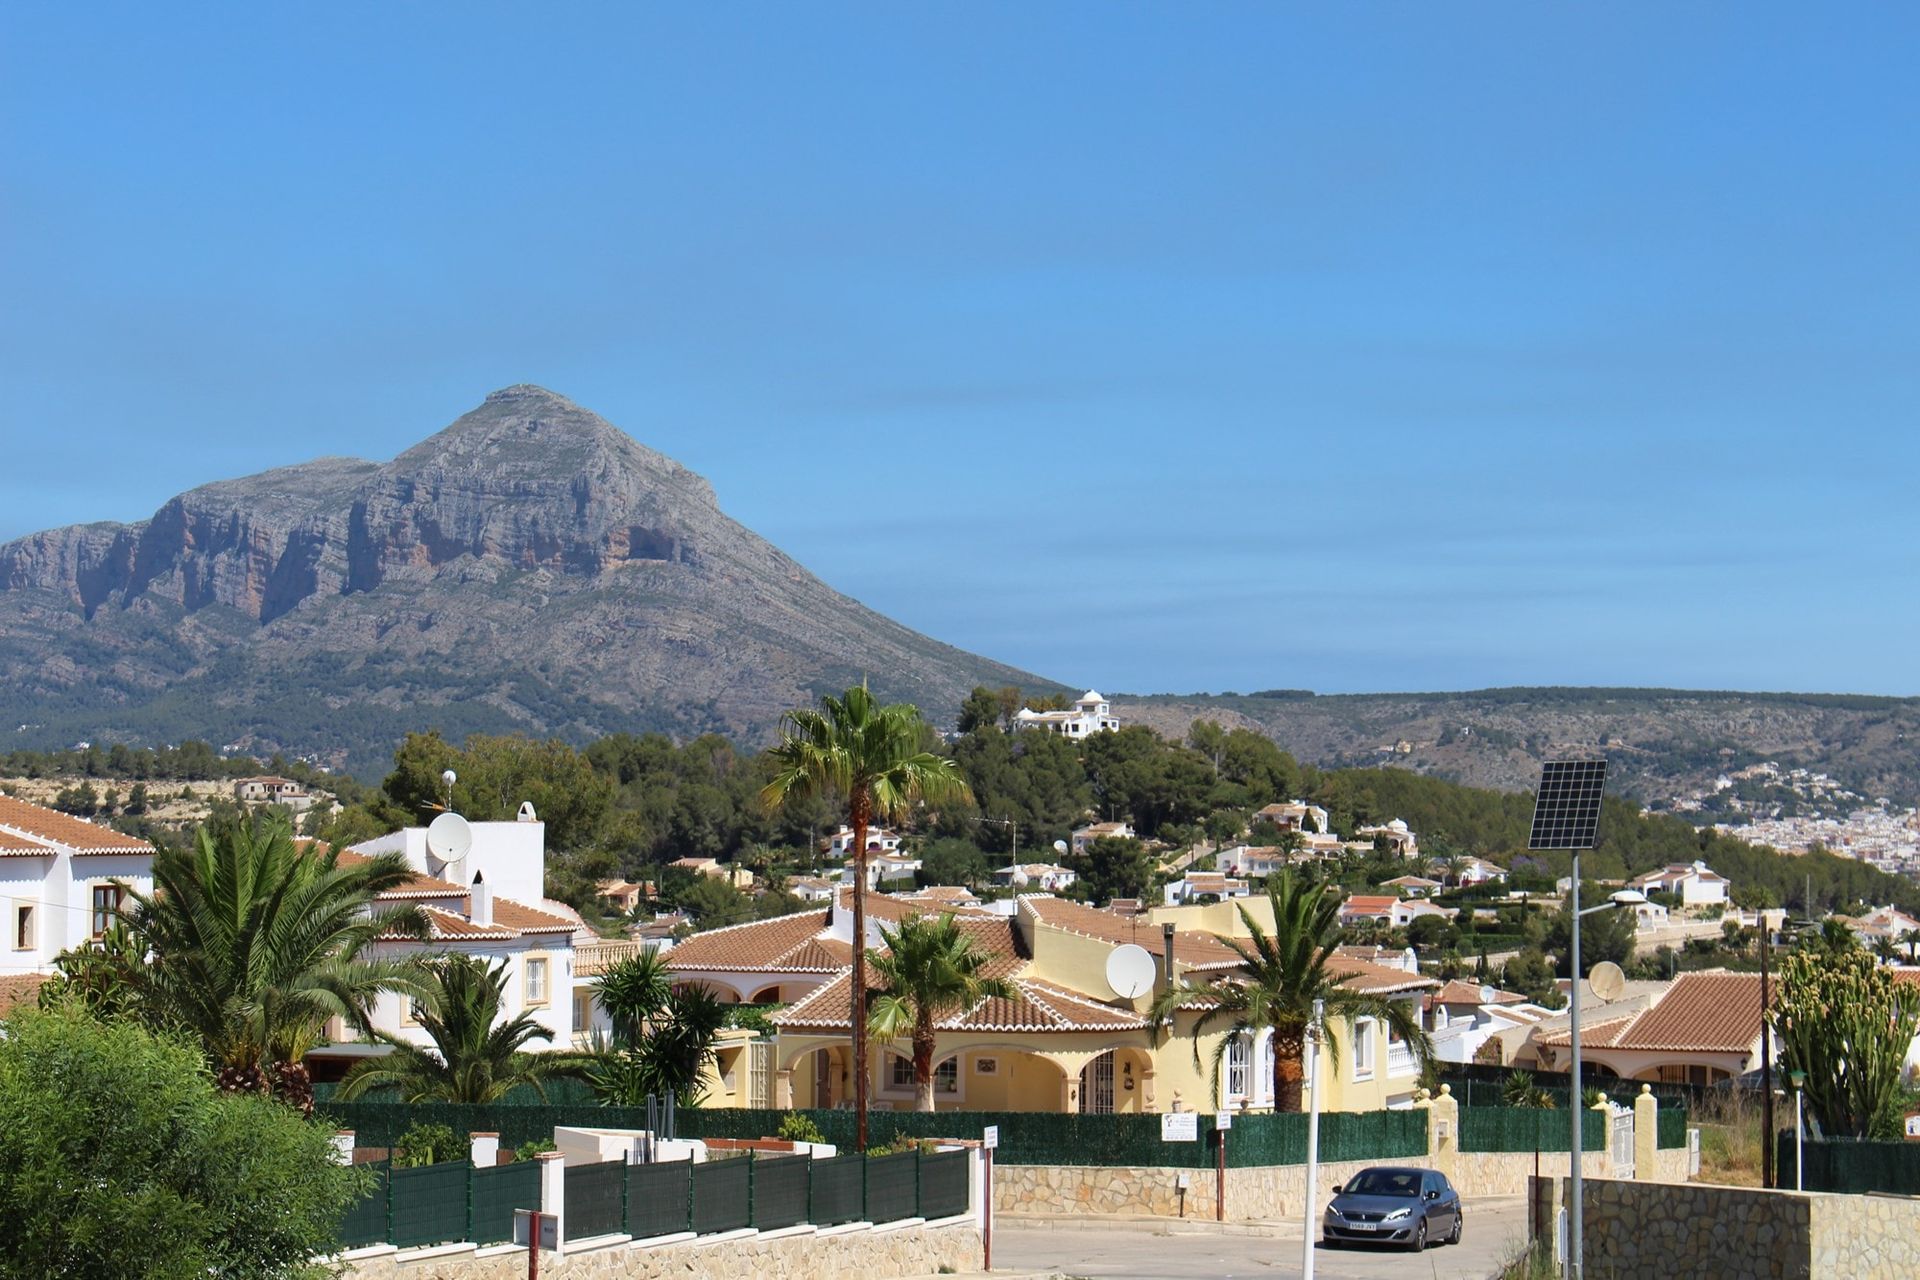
667,888 -> 1436,1115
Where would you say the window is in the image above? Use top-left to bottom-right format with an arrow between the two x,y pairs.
1225,1033 -> 1251,1101
888,1054 -> 958,1094
525,955 -> 550,1005
402,996 -> 425,1027
90,885 -> 123,938
13,904 -> 34,951
1353,1017 -> 1376,1078
573,988 -> 593,1033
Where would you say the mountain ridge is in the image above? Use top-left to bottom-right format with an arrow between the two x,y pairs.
0,386 -> 1056,775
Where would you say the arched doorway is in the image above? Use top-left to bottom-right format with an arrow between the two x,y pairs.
1079,1051 -> 1115,1114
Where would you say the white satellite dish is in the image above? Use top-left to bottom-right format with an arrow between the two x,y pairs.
1053,839 -> 1069,856
427,812 -> 473,866
1106,943 -> 1157,1000
1478,984 -> 1496,1006
1588,960 -> 1627,1002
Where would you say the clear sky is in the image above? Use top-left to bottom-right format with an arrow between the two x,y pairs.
3,5 -> 1916,697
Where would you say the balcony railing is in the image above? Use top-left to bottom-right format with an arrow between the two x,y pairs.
575,937 -> 652,977
1387,1040 -> 1420,1077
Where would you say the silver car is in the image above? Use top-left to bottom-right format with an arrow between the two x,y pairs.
1322,1166 -> 1462,1251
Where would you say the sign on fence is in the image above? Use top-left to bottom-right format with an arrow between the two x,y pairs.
1215,1112 -> 1232,1131
983,1125 -> 1000,1150
1161,1112 -> 1198,1142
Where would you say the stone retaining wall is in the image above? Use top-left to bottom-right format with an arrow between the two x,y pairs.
1531,1176 -> 1920,1280
338,1216 -> 981,1280
995,1147 -> 1686,1221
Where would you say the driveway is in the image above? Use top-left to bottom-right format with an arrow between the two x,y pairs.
993,1196 -> 1531,1280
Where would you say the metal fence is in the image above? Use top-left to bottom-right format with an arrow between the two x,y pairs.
472,1161 -> 540,1245
339,1159 -> 538,1253
1459,1106 -> 1607,1153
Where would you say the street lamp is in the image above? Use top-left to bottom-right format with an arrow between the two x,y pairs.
1790,1069 -> 1807,1191
1301,997 -> 1324,1280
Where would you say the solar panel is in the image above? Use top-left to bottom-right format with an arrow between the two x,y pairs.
1528,758 -> 1608,850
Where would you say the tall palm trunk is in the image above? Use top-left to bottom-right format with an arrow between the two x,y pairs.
1273,1030 -> 1307,1113
851,792 -> 871,1150
913,1018 -> 938,1113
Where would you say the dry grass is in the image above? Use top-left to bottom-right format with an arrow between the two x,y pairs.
1691,1089 -> 1769,1187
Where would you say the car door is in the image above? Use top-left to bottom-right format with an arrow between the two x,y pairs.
1431,1172 -> 1459,1229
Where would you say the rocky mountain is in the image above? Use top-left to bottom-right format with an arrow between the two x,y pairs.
1116,688 -> 1920,812
0,386 -> 1054,776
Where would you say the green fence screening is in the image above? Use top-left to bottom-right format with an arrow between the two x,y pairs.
319,1101 -> 1429,1169
1657,1107 -> 1688,1149
1439,1065 -> 1719,1113
389,1161 -> 471,1249
565,1159 -> 627,1240
692,1156 -> 752,1235
1774,1135 -> 1920,1195
337,1163 -> 391,1249
471,1161 -> 540,1246
809,1153 -> 865,1227
920,1149 -> 970,1220
865,1151 -> 919,1223
752,1154 -> 811,1230
628,1159 -> 694,1238
1459,1106 -> 1605,1153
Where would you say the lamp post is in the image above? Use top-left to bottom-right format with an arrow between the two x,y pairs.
1567,885 -> 1628,1280
1790,1069 -> 1806,1191
1301,998 -> 1324,1280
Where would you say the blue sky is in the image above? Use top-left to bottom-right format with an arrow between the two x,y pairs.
3,4 -> 1916,696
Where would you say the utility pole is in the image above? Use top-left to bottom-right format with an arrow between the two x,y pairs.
1761,923 -> 1774,1189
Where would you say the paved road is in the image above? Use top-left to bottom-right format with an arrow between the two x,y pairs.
993,1196 -> 1530,1280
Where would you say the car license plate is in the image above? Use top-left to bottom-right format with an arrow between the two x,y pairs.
1350,1222 -> 1377,1231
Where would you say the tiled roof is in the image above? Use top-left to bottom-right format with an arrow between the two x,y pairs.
0,973 -> 49,1014
1535,1013 -> 1638,1050
374,897 -> 580,943
0,795 -> 155,855
409,908 -> 517,941
334,851 -> 469,898
1326,955 -> 1441,995
1341,896 -> 1399,913
1431,979 -> 1526,1006
492,899 -> 579,934
1537,971 -> 1767,1053
665,910 -> 847,973
1021,895 -> 1244,971
835,887 -> 996,924
776,971 -> 1149,1034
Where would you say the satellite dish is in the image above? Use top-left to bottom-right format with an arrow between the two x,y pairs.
1053,839 -> 1069,856
427,812 -> 473,865
1106,943 -> 1157,1000
1478,984 -> 1496,1006
1588,961 -> 1627,1002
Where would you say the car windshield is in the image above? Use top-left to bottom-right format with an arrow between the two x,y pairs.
1342,1170 -> 1422,1198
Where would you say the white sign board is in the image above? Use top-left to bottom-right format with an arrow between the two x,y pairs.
1215,1112 -> 1232,1131
1905,1113 -> 1920,1140
1161,1112 -> 1199,1142
982,1124 -> 1000,1150
514,1209 -> 558,1251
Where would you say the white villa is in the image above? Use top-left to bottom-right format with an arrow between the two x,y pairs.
993,862 -> 1078,892
824,825 -> 902,857
232,775 -> 317,813
1015,690 -> 1120,738
1355,819 -> 1419,858
1629,861 -> 1730,906
344,812 -> 626,1052
1252,801 -> 1330,834
1070,820 -> 1136,853
0,795 -> 155,980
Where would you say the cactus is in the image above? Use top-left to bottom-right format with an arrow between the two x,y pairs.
1769,947 -> 1920,1139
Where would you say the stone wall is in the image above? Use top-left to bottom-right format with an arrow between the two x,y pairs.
1532,1176 -> 1920,1280
338,1217 -> 981,1280
993,1147 -> 1687,1221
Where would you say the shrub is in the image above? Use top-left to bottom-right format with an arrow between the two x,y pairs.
777,1112 -> 827,1145
513,1139 -> 557,1162
393,1121 -> 461,1167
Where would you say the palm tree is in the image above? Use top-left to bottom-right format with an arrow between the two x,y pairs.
761,684 -> 972,1149
335,954 -> 592,1103
123,814 -> 427,1112
867,913 -> 1016,1112
586,949 -> 731,1105
1903,929 -> 1920,964
1872,934 -> 1900,966
1152,870 -> 1434,1112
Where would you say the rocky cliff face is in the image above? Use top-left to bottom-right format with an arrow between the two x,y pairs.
0,387 -> 1052,774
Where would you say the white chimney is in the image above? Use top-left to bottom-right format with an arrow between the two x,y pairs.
470,879 -> 494,927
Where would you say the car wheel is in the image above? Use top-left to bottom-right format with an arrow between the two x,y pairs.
1448,1210 -> 1462,1245
1408,1218 -> 1428,1251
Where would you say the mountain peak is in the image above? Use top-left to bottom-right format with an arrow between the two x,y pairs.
482,383 -> 576,407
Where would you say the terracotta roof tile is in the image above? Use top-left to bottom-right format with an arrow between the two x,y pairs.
665,910 -> 843,973
1535,971 -> 1767,1053
333,850 -> 470,898
775,972 -> 1149,1034
1021,895 -> 1244,970
1431,979 -> 1526,1006
0,795 -> 154,855
491,899 -> 579,934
